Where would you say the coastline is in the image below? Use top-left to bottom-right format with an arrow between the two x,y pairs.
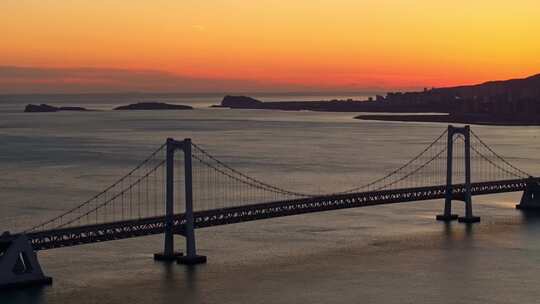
355,114 -> 540,126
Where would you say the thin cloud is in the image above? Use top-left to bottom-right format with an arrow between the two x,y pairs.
0,66 -> 397,94
0,66 -> 273,94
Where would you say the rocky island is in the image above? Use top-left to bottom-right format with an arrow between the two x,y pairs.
214,95 -> 264,108
24,104 -> 91,112
114,102 -> 193,110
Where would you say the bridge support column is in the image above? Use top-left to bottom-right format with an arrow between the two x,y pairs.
457,126 -> 480,223
154,138 -> 183,261
0,233 -> 52,289
516,178 -> 540,210
177,139 -> 207,265
436,126 -> 459,222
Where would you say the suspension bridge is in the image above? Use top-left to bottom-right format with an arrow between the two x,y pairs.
1,125 -> 540,289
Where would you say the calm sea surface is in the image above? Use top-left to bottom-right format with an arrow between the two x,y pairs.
1,94 -> 540,303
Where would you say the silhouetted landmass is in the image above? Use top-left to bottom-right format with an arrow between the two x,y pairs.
354,73 -> 540,125
24,104 -> 90,112
381,73 -> 540,115
218,95 -> 263,108
114,102 -> 193,110
355,114 -> 540,126
215,95 -> 411,112
217,74 -> 540,125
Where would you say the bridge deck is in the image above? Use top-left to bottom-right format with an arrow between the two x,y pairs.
23,178 -> 528,251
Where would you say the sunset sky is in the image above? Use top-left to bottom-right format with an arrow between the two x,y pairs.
1,1 -> 540,93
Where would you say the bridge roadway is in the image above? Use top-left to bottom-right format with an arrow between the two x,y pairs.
23,178 -> 530,251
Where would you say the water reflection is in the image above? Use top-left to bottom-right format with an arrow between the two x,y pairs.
1,284 -> 47,304
183,264 -> 199,292
518,210 -> 540,237
156,258 -> 201,303
518,209 -> 540,223
441,221 -> 476,247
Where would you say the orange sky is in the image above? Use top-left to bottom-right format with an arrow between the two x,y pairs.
1,1 -> 540,93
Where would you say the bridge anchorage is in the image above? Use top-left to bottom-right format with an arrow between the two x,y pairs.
0,233 -> 52,289
1,125 -> 537,289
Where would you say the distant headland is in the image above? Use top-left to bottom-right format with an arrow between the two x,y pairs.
354,114 -> 540,126
216,73 -> 540,125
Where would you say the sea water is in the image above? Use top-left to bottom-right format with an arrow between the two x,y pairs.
1,95 -> 540,303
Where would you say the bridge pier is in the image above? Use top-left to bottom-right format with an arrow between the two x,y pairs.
516,178 -> 540,210
458,200 -> 481,223
435,196 -> 458,221
0,233 -> 52,289
436,212 -> 458,222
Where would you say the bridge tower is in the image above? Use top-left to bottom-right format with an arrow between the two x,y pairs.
154,138 -> 207,264
436,125 -> 480,223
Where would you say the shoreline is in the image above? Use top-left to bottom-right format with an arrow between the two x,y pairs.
355,114 -> 540,126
